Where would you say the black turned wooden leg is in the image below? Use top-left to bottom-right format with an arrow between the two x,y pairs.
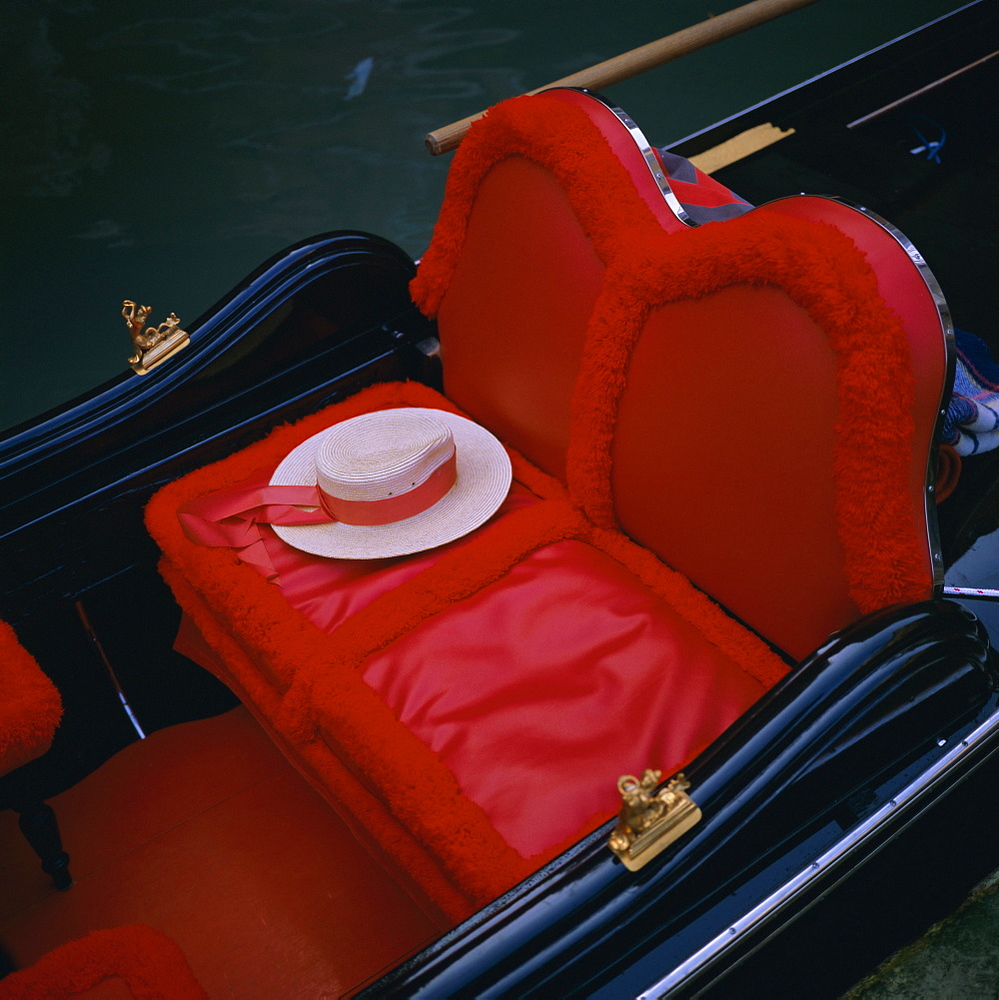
17,802 -> 73,891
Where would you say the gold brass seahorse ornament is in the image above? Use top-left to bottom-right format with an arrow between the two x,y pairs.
608,770 -> 701,871
123,300 -> 189,374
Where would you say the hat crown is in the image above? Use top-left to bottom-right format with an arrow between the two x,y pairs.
316,410 -> 455,503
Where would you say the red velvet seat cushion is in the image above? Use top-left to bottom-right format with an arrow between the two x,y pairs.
186,480 -> 767,858
236,485 -> 543,634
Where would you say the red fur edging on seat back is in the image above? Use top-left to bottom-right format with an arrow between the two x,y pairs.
0,619 -> 62,771
411,92 -> 928,621
411,94 -> 668,317
0,924 -> 206,1000
568,212 -> 926,615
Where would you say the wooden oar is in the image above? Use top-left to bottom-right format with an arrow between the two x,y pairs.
425,0 -> 821,155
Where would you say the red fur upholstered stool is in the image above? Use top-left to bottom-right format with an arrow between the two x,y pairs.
0,620 -> 71,891
0,925 -> 206,1000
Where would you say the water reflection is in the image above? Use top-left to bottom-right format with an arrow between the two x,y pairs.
2,0 -> 960,429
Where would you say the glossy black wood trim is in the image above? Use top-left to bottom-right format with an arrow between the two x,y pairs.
666,1 -> 995,157
361,600 -> 995,999
2,232 -> 413,462
0,231 -> 435,613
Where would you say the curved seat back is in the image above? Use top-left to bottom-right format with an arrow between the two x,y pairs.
413,92 -> 950,658
609,198 -> 950,657
412,88 -> 695,479
603,197 -> 949,657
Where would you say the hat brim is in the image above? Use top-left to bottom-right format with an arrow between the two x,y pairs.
269,408 -> 512,560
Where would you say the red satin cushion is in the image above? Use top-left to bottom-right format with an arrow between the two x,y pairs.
254,486 -> 540,632
357,539 -> 766,856
229,493 -> 764,857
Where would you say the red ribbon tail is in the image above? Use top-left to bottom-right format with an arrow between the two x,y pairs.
176,478 -> 334,578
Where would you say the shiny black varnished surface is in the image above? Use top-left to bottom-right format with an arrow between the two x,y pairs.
0,231 -> 434,613
671,2 -> 996,165
0,231 -> 435,801
361,601 -> 997,999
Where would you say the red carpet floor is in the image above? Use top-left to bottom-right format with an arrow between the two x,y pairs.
0,708 -> 444,998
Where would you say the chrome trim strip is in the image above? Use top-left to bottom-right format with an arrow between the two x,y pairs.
637,705 -> 999,999
550,88 -> 698,228
761,194 -> 953,594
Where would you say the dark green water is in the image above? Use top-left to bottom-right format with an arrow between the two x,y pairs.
1,0 -> 961,429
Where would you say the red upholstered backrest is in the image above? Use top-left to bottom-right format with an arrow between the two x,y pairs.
612,287 -> 851,659
432,156 -> 604,479
414,89 -> 687,479
582,204 -> 947,658
412,91 -> 948,658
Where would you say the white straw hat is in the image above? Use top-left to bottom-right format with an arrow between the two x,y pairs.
269,407 -> 512,559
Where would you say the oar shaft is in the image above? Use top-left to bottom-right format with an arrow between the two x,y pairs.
425,0 -> 821,155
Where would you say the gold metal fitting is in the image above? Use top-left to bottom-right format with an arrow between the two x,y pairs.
608,770 -> 701,871
123,299 -> 189,374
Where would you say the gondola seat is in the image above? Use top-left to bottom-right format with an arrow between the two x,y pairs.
145,90 -> 950,921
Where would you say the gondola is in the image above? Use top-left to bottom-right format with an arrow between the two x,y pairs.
1,2 -> 997,997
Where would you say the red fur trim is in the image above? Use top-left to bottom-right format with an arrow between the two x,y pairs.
0,924 -> 206,1000
0,620 -> 62,774
587,526 -> 790,689
158,558 -> 289,716
565,214 -> 925,613
411,94 -> 665,317
412,91 -> 929,624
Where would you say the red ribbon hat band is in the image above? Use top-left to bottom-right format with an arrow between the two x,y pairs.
314,444 -> 457,526
177,408 -> 512,566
